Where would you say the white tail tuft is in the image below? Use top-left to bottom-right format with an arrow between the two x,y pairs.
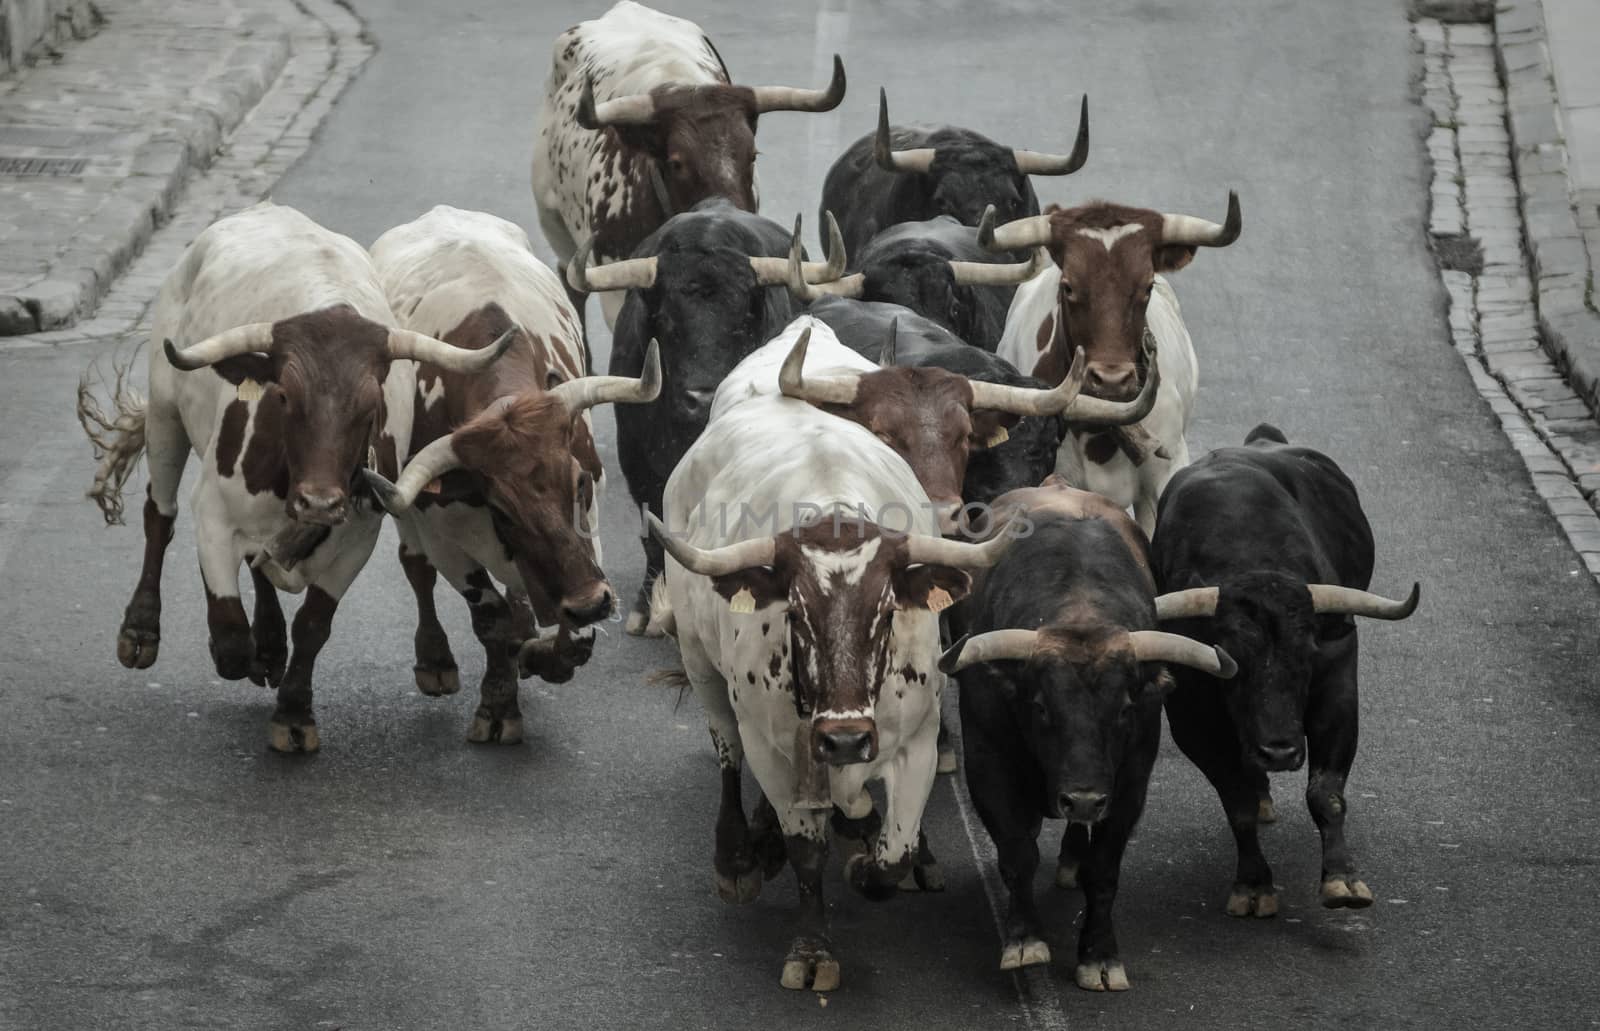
76,348 -> 148,526
648,575 -> 676,638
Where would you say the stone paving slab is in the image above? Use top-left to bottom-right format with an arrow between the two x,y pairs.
1419,15 -> 1600,587
1494,0 -> 1600,419
0,0 -> 367,336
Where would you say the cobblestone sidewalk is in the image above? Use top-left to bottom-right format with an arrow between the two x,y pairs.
1418,17 -> 1600,581
0,0 -> 370,338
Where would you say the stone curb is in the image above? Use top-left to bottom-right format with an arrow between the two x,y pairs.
1417,16 -> 1600,584
0,0 -> 369,337
1493,0 -> 1600,419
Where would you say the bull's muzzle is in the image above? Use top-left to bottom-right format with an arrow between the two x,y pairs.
290,487 -> 349,526
561,581 -> 615,627
1253,740 -> 1305,772
812,717 -> 878,766
1085,361 -> 1139,402
1057,789 -> 1110,824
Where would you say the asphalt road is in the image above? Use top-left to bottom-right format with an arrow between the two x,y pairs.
5,1 -> 1600,1028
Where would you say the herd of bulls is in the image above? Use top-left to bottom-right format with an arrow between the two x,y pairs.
74,0 -> 1423,999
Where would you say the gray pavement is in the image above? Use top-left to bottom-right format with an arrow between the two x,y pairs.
5,1 -> 1600,1029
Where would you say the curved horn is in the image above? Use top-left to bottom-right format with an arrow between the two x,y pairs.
1161,191 -> 1242,247
783,224 -> 864,300
163,323 -> 275,371
387,327 -> 516,373
1011,95 -> 1090,176
949,246 -> 1051,286
977,204 -> 1055,253
365,434 -> 463,513
879,318 -> 898,368
576,74 -> 657,128
1064,336 -> 1163,426
779,325 -> 860,405
905,520 -> 1018,569
967,347 -> 1087,418
1308,582 -> 1420,620
646,512 -> 776,576
1128,630 -> 1238,678
1153,586 -> 1219,621
548,339 -> 663,414
873,88 -> 936,174
750,212 -> 848,285
567,236 -> 659,293
750,54 -> 847,114
939,628 -> 1038,673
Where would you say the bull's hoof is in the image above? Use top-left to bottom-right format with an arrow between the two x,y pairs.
1320,875 -> 1374,909
843,852 -> 902,901
467,710 -> 524,745
936,744 -> 958,775
1055,859 -> 1079,890
267,718 -> 320,754
1225,883 -> 1279,918
999,936 -> 1051,971
116,625 -> 160,669
414,665 -> 461,697
1075,959 -> 1130,992
1258,795 -> 1278,824
780,939 -> 840,992
249,640 -> 287,689
209,627 -> 255,681
715,867 -> 763,905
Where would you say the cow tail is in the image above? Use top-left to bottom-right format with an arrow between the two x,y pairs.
649,576 -> 677,638
76,349 -> 148,526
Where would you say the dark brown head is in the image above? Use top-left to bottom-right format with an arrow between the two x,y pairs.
366,340 -> 662,628
649,510 -> 1015,766
578,57 -> 846,214
164,305 -> 511,525
980,193 -> 1241,399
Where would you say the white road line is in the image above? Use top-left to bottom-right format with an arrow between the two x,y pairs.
0,442 -> 60,573
948,762 -> 1071,1030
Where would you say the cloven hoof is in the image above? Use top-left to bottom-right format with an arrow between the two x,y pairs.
1075,959 -> 1130,992
1321,875 -> 1374,908
999,937 -> 1051,971
1226,883 -> 1279,918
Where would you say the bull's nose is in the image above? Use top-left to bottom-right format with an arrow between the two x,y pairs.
562,586 -> 614,627
1060,789 -> 1109,823
1256,742 -> 1305,772
291,490 -> 348,526
812,718 -> 877,766
1086,362 -> 1138,401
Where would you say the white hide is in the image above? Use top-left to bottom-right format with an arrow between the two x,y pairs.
998,269 -> 1199,532
530,1 -> 748,329
662,317 -> 944,859
144,201 -> 413,600
370,205 -> 604,586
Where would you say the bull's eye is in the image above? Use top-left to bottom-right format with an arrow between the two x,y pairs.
667,157 -> 685,176
1060,281 -> 1075,302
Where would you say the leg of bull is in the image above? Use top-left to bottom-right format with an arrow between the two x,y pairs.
1166,685 -> 1278,918
713,765 -> 765,904
459,569 -> 524,744
397,538 -> 460,697
965,716 -> 1050,966
116,398 -> 190,669
779,818 -> 839,992
193,486 -> 253,681
246,564 -> 287,688
1306,640 -> 1372,908
748,793 -> 790,881
844,728 -> 940,901
626,509 -> 667,637
1073,726 -> 1157,992
1057,822 -> 1090,889
117,488 -> 175,669
266,585 -> 337,753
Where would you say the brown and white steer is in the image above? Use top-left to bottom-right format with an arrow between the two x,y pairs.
532,0 -> 845,330
777,250 -> 1158,535
989,194 -> 1242,533
367,205 -> 660,744
653,318 -> 1015,992
78,201 -> 507,753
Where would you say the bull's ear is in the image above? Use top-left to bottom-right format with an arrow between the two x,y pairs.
1153,245 -> 1197,273
1142,667 -> 1178,699
970,409 -> 1023,449
894,565 -> 972,612
709,567 -> 788,613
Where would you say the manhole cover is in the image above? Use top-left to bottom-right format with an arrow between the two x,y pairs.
0,156 -> 90,177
